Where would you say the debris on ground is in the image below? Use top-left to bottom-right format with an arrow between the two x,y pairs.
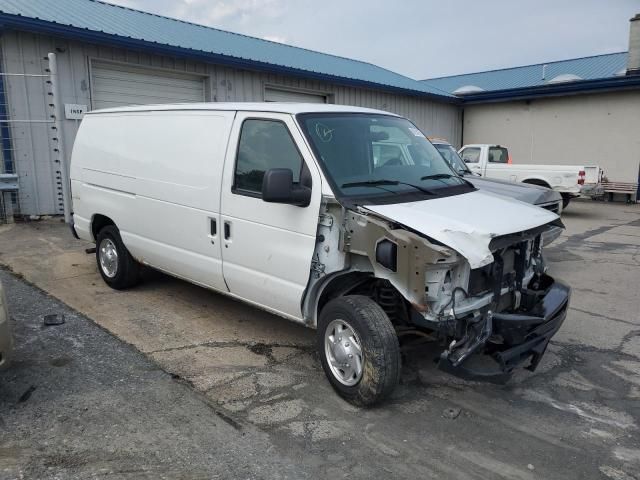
18,385 -> 37,403
442,407 -> 461,419
43,314 -> 65,326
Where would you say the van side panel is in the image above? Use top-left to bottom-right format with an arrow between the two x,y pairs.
70,110 -> 235,292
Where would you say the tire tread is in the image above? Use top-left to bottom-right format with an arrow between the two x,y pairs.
96,225 -> 141,290
318,295 -> 400,406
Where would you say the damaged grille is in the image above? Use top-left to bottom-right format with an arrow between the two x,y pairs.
468,250 -> 516,297
467,239 -> 535,299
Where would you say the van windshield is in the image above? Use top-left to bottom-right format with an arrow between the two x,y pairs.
297,113 -> 473,202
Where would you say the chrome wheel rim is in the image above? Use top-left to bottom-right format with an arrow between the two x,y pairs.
324,319 -> 363,386
99,238 -> 119,278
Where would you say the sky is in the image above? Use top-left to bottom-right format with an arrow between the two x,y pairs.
104,0 -> 640,79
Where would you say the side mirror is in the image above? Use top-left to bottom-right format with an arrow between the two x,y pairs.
262,168 -> 311,207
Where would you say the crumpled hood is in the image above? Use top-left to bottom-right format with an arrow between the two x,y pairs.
464,175 -> 561,205
365,190 -> 559,269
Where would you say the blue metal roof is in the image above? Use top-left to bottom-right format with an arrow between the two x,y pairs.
422,52 -> 628,95
0,0 -> 455,101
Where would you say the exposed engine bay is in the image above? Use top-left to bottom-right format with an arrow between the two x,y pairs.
305,196 -> 570,381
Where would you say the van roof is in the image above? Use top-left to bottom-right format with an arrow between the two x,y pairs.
87,102 -> 399,116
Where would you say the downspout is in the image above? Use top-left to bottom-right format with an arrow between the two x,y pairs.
47,52 -> 71,223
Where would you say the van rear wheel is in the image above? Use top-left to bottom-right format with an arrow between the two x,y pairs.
96,225 -> 141,290
318,295 -> 400,406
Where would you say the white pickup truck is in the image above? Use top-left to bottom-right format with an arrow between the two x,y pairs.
459,144 -> 604,208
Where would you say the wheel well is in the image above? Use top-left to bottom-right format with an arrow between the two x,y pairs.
522,178 -> 551,189
91,214 -> 115,241
317,273 -> 411,326
317,272 -> 372,315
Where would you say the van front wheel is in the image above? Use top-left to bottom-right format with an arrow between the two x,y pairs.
318,295 -> 400,406
96,225 -> 141,290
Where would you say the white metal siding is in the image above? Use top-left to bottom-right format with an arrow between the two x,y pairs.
91,61 -> 205,109
1,31 -> 461,215
1,32 -> 58,215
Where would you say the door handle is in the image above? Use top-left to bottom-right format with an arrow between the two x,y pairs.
208,217 -> 217,244
224,221 -> 231,240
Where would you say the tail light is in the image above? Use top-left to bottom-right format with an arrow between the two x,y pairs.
578,170 -> 585,185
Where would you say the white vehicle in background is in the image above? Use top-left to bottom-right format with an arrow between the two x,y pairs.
430,139 -> 563,245
459,144 -> 604,208
70,103 -> 570,406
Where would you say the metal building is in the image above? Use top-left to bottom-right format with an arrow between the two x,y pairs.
0,0 -> 460,217
422,15 -> 640,201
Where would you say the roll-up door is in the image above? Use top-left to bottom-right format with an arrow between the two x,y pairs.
91,62 -> 205,109
264,86 -> 327,103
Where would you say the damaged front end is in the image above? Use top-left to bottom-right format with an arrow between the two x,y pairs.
435,241 -> 570,382
419,225 -> 570,382
318,195 -> 571,383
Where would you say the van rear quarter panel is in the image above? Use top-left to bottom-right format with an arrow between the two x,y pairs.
70,110 -> 235,291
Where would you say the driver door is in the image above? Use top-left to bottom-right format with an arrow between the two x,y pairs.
219,112 -> 323,320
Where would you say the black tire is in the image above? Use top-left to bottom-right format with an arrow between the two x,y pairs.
95,225 -> 141,290
318,295 -> 400,407
561,194 -> 571,209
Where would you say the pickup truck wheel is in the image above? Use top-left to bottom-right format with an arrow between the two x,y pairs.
96,225 -> 141,290
318,295 -> 400,406
561,195 -> 571,209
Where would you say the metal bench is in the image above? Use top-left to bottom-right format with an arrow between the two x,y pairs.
601,181 -> 638,203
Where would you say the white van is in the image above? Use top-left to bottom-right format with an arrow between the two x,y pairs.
70,103 -> 570,406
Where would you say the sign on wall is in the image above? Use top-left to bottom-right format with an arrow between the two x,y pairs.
64,104 -> 88,120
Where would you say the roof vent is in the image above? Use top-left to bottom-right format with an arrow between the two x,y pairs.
548,73 -> 583,84
453,85 -> 485,95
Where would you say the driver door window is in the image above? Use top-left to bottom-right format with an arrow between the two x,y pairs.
461,147 -> 481,164
234,119 -> 303,196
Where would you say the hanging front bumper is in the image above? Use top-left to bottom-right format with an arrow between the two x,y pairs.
437,275 -> 570,383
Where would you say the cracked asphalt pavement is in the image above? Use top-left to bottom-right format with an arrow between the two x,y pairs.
0,199 -> 639,479
0,269 -> 311,479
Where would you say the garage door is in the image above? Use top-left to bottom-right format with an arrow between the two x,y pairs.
91,62 -> 205,109
264,86 -> 327,103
